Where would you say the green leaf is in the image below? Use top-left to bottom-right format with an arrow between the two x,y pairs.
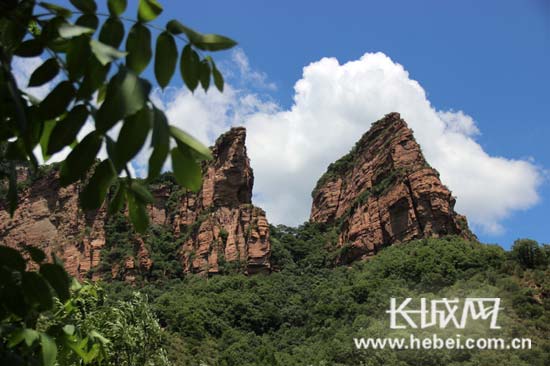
96,68 -> 150,133
8,328 -> 40,348
130,180 -> 154,203
22,272 -> 54,310
114,107 -> 152,170
70,278 -> 82,291
49,38 -> 70,53
39,81 -> 75,120
108,0 -> 127,16
39,81 -> 76,119
40,263 -> 70,302
40,333 -> 57,366
150,107 -> 169,148
40,16 -> 67,47
169,125 -> 212,160
154,31 -> 177,88
28,58 -> 59,87
66,35 -> 91,80
148,108 -> 169,180
128,191 -> 149,233
39,2 -> 72,17
39,119 -> 56,161
138,0 -> 163,22
193,33 -> 237,51
105,135 -> 118,168
2,273 -> 26,317
58,23 -> 94,38
166,20 -> 237,51
59,131 -> 102,186
199,59 -> 211,91
166,20 -> 202,44
63,325 -> 75,336
77,57 -> 110,100
97,83 -> 107,103
108,181 -> 126,214
69,0 -> 97,13
0,0 -> 31,52
14,39 -> 43,57
180,44 -> 200,92
126,23 -> 152,74
0,246 -> 26,271
76,13 -> 99,30
80,159 -> 116,210
24,245 -> 46,264
89,330 -> 109,345
47,104 -> 88,155
90,39 -> 126,65
171,146 -> 202,191
99,17 -> 124,48
212,60 -> 224,92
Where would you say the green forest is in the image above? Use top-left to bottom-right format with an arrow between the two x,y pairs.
102,226 -> 550,366
3,215 -> 549,365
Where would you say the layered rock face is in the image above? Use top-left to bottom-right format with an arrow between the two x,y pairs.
310,112 -> 474,263
0,127 -> 270,279
0,172 -> 110,279
170,127 -> 271,275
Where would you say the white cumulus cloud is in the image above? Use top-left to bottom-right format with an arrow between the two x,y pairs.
156,52 -> 542,235
241,52 -> 542,234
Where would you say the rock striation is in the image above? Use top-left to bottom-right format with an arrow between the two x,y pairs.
0,127 -> 270,279
310,112 -> 474,263
169,127 -> 271,275
0,168 -> 110,279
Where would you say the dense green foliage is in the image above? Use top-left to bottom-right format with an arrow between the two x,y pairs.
1,243 -> 173,366
0,245 -> 108,365
47,284 -> 171,366
102,227 -> 550,366
0,0 -> 236,233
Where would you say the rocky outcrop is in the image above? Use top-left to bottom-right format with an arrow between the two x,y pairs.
0,127 -> 270,279
0,170 -> 110,279
310,112 -> 474,263
172,127 -> 271,275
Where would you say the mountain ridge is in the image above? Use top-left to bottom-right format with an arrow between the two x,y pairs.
310,112 -> 475,263
0,127 -> 271,280
1,113 -> 476,278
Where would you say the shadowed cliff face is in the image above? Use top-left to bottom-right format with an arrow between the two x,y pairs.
310,112 -> 475,263
0,127 -> 270,279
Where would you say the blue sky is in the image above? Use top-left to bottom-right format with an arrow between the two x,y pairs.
35,1 -> 549,248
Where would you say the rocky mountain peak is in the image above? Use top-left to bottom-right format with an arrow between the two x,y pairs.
202,127 -> 253,208
175,127 -> 270,275
310,112 -> 474,263
0,127 -> 271,279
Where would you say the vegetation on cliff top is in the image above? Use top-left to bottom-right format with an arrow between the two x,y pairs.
311,113 -> 407,198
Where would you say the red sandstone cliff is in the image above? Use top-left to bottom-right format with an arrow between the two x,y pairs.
310,112 -> 474,263
0,127 -> 270,279
169,127 -> 271,275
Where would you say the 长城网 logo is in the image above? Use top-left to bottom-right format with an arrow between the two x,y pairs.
386,298 -> 502,329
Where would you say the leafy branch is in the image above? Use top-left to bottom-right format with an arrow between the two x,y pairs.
0,0 -> 237,234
